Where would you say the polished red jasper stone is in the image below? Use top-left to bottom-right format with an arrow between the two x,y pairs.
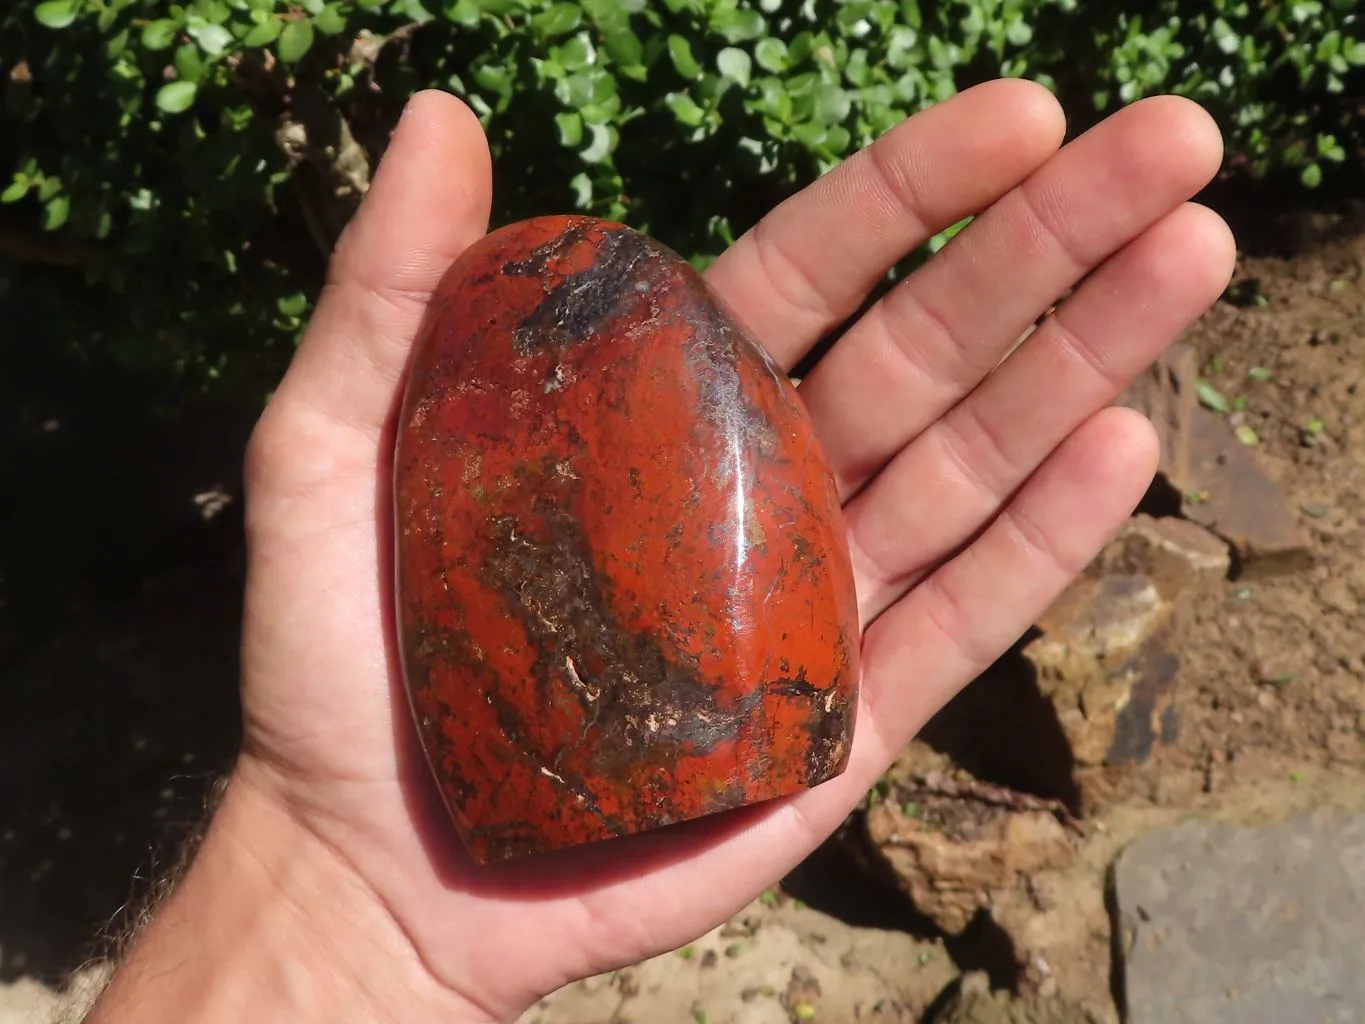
393,214 -> 859,864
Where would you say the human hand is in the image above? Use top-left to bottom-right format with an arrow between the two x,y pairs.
86,80 -> 1233,1024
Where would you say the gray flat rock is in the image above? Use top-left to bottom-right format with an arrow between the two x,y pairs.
1114,809 -> 1365,1023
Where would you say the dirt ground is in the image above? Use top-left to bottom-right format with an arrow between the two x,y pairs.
3,205 -> 1364,1024
1169,212 -> 1365,794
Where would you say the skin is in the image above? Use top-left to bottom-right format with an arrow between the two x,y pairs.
84,80 -> 1235,1024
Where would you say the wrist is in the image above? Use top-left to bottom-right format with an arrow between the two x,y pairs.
84,760 -> 494,1024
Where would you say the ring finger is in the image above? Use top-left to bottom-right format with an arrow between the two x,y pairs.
845,201 -> 1236,624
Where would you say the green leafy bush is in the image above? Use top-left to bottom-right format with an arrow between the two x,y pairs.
1,0 -> 1361,402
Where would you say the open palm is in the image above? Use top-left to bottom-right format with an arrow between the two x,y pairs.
235,81 -> 1232,1022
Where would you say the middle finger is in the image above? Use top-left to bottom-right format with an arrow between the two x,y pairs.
799,95 -> 1224,499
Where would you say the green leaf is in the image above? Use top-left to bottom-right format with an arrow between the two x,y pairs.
278,19 -> 315,63
43,195 -> 71,231
1005,18 -> 1032,46
665,91 -> 704,126
791,120 -> 826,146
175,42 -> 207,82
717,47 -> 751,86
927,34 -> 954,70
754,37 -> 788,72
824,124 -> 850,153
555,111 -> 583,146
928,216 -> 972,253
446,0 -> 479,26
668,34 -> 702,79
579,101 -> 614,124
558,35 -> 594,70
141,18 -> 180,49
105,27 -> 130,57
1248,366 -> 1273,382
37,176 -> 62,202
314,4 -> 347,34
711,7 -> 763,43
813,83 -> 851,124
754,76 -> 792,121
156,80 -> 199,113
558,69 -> 615,108
474,63 -> 511,94
1195,378 -> 1231,413
1317,133 -> 1346,162
277,291 -> 309,317
532,3 -> 582,38
1,180 -> 28,204
396,0 -> 433,20
1235,424 -> 1260,446
604,29 -> 642,66
570,172 -> 592,207
189,22 -> 234,54
35,0 -> 77,29
1290,1 -> 1323,23
1301,162 -> 1323,188
242,18 -> 281,46
581,122 -> 614,162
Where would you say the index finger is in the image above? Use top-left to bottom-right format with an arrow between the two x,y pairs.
704,78 -> 1066,370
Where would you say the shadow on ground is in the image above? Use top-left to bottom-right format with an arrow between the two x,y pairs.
0,323 -> 251,984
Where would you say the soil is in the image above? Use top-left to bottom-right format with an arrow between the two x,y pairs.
2,204 -> 1364,1024
1166,213 -> 1365,796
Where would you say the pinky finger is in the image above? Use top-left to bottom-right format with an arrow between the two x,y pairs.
857,405 -> 1159,753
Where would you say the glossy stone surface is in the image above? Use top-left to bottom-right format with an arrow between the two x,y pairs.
393,215 -> 859,864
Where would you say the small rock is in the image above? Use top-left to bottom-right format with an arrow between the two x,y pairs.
783,965 -> 822,1020
1026,574 -> 1179,768
784,964 -> 821,999
1318,576 -> 1359,616
1114,809 -> 1365,1023
1021,954 -> 1059,999
1097,515 -> 1231,601
930,981 -> 1104,1023
1180,404 -> 1314,579
864,802 -> 1074,936
1117,344 -> 1198,492
918,514 -> 1229,820
1027,515 -> 1227,773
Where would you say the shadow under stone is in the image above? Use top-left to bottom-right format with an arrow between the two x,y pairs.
916,635 -> 1083,816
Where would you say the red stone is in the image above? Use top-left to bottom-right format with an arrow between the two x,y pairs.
393,215 -> 860,864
